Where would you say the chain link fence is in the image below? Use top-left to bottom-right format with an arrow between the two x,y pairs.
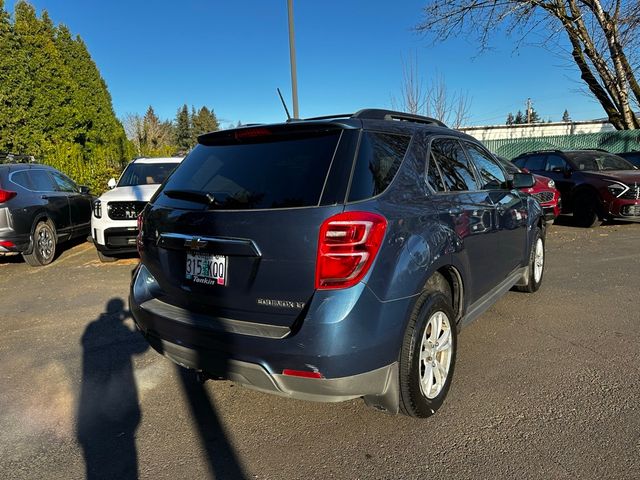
481,130 -> 640,159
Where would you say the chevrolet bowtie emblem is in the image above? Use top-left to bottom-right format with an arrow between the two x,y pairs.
185,237 -> 207,250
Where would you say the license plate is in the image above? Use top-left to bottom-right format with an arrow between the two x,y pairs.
185,253 -> 227,286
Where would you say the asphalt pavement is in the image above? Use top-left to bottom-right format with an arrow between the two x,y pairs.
1,222 -> 639,479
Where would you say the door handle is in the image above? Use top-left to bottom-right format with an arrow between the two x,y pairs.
41,195 -> 50,200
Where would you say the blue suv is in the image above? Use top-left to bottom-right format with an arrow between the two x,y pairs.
130,109 -> 545,417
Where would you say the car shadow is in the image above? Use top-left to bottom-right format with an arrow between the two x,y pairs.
76,298 -> 148,480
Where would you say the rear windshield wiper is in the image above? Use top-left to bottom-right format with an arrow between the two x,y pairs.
164,189 -> 218,206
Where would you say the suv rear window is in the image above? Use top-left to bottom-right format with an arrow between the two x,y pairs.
161,129 -> 341,209
348,132 -> 411,202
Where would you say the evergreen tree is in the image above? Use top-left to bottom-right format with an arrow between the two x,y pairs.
514,111 -> 524,124
562,109 -> 571,122
140,106 -> 173,156
174,104 -> 191,152
191,106 -> 219,142
506,113 -> 514,125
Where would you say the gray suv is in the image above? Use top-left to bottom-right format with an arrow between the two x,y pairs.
130,109 -> 545,417
0,158 -> 92,266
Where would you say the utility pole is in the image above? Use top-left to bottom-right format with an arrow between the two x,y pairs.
526,98 -> 532,124
287,0 -> 299,119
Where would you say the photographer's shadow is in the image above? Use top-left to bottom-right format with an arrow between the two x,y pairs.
76,298 -> 148,480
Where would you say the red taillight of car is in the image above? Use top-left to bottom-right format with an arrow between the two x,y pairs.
234,127 -> 272,140
0,189 -> 17,203
282,369 -> 324,379
315,211 -> 387,290
136,214 -> 144,255
0,240 -> 16,248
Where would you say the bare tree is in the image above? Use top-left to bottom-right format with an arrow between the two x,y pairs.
392,55 -> 472,128
122,113 -> 144,156
415,0 -> 640,129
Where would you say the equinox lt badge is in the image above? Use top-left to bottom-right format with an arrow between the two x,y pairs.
257,298 -> 305,309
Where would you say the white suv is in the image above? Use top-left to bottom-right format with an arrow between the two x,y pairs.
90,157 -> 183,262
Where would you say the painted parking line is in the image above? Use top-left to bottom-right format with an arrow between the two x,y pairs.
27,243 -> 93,274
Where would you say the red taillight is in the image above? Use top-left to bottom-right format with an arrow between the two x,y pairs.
282,369 -> 324,379
315,211 -> 387,290
136,214 -> 144,255
234,127 -> 272,140
0,189 -> 17,203
0,240 -> 16,248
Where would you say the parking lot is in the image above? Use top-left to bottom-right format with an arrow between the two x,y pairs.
1,222 -> 639,480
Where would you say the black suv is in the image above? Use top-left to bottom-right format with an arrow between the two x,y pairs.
513,149 -> 640,227
0,158 -> 93,265
130,109 -> 545,417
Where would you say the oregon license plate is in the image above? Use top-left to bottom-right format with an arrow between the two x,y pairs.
185,253 -> 227,286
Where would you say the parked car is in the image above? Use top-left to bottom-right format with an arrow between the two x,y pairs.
130,109 -> 545,418
0,158 -> 93,266
617,151 -> 640,168
512,149 -> 640,227
495,155 -> 561,222
90,157 -> 183,262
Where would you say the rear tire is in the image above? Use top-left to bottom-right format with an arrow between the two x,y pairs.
399,292 -> 457,418
23,221 -> 56,267
97,250 -> 117,263
573,193 -> 602,228
515,228 -> 544,293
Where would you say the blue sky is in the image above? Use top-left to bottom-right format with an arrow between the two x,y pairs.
7,0 -> 605,128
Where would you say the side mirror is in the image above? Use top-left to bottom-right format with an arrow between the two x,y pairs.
107,178 -> 117,189
79,185 -> 90,194
512,172 -> 536,189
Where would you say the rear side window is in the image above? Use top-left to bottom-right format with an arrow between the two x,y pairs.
430,139 -> 478,191
426,154 -> 446,192
348,132 -> 411,202
29,170 -> 57,192
162,129 -> 341,209
11,171 -> 33,190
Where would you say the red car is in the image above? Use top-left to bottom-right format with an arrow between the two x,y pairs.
496,156 -> 561,222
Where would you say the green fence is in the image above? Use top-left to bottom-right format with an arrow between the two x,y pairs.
482,130 -> 640,160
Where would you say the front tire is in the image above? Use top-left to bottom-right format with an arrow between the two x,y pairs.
573,193 -> 602,228
399,293 -> 457,418
23,221 -> 56,267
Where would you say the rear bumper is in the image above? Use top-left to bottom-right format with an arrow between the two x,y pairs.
0,233 -> 30,254
143,330 -> 397,404
129,264 -> 410,409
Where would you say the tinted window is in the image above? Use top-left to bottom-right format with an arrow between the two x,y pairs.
51,171 -> 78,193
545,154 -> 567,172
29,170 -> 57,192
430,139 -> 478,191
566,152 -> 635,171
426,153 -> 446,192
162,130 -> 340,209
519,154 -> 546,171
118,162 -> 180,187
11,170 -> 33,190
464,143 -> 506,190
348,132 -> 410,202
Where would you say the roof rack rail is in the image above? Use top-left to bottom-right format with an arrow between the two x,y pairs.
294,113 -> 353,122
352,109 -> 447,127
0,152 -> 37,164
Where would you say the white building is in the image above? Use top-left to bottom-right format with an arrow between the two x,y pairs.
459,120 -> 615,142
